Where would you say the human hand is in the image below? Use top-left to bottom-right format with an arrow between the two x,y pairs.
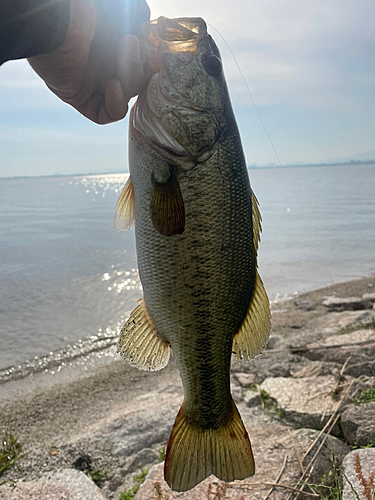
28,0 -> 150,124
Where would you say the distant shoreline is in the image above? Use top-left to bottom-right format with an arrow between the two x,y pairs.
248,159 -> 375,169
1,159 -> 374,180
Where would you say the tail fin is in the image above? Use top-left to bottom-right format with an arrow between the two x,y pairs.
164,398 -> 255,492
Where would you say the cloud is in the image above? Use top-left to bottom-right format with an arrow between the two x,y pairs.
151,0 -> 375,110
0,0 -> 374,172
0,126 -> 129,147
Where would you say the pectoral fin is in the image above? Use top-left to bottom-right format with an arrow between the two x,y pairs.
232,270 -> 271,361
114,175 -> 135,232
150,168 -> 185,237
117,298 -> 170,371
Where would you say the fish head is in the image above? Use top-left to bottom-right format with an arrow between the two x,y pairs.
132,17 -> 228,169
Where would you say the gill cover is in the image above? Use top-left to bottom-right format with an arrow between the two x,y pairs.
132,17 -> 227,168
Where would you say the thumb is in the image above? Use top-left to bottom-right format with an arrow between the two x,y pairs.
117,35 -> 149,100
104,79 -> 129,122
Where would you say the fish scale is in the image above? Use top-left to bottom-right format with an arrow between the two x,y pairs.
132,127 -> 253,423
115,16 -> 270,492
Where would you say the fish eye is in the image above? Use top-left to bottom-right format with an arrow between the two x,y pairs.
203,55 -> 222,77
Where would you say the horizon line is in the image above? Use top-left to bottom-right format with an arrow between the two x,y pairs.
1,158 -> 374,180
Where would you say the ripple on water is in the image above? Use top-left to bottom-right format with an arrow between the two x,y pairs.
0,325 -> 125,385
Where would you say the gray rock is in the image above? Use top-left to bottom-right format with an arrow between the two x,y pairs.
342,448 -> 375,500
315,310 -> 375,336
234,372 -> 256,387
268,363 -> 290,378
243,389 -> 261,408
301,329 -> 375,374
308,329 -> 375,349
322,296 -> 373,311
289,428 -> 350,485
266,334 -> 283,350
292,362 -> 333,378
69,391 -> 182,458
294,299 -> 315,311
105,470 -> 126,492
341,402 -> 375,446
127,448 -> 159,474
0,469 -> 109,500
363,292 -> 375,302
260,376 -> 346,432
344,360 -> 375,378
231,382 -> 242,403
364,377 -> 375,389
231,349 -> 295,384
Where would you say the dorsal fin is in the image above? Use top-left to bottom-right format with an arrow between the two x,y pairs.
232,272 -> 271,361
252,189 -> 262,255
117,298 -> 170,371
114,175 -> 135,232
232,188 -> 270,359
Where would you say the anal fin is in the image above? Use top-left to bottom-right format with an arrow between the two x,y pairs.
114,175 -> 135,232
117,298 -> 170,371
164,398 -> 255,492
232,270 -> 271,361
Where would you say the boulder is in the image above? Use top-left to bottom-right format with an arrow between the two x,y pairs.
292,362 -> 333,378
315,310 -> 375,336
69,391 -> 182,458
259,376 -> 346,431
322,296 -> 373,311
294,299 -> 315,311
243,389 -> 261,408
363,292 -> 375,302
307,329 -> 375,349
268,363 -> 291,378
234,372 -> 256,387
342,448 -> 375,500
300,329 -> 375,375
341,402 -> 375,446
266,334 -> 283,350
291,428 -> 350,486
0,469 -> 109,500
230,375 -> 243,402
344,360 -> 375,378
126,448 -> 159,474
231,350 -> 295,385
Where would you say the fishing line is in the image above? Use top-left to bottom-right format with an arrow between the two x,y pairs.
208,23 -> 282,168
208,23 -> 336,289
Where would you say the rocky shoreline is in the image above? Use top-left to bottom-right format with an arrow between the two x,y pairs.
1,276 -> 374,500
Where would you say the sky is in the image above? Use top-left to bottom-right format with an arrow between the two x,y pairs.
1,0 -> 375,177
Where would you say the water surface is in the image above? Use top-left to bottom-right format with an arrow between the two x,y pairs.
1,164 -> 374,373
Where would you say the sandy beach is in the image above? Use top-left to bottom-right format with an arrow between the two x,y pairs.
1,275 -> 374,499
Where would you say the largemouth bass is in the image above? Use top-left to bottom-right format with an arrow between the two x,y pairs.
115,17 -> 271,492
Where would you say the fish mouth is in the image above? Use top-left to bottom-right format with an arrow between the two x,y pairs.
137,17 -> 208,74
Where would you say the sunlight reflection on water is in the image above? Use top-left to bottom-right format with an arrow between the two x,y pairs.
1,165 -> 375,379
